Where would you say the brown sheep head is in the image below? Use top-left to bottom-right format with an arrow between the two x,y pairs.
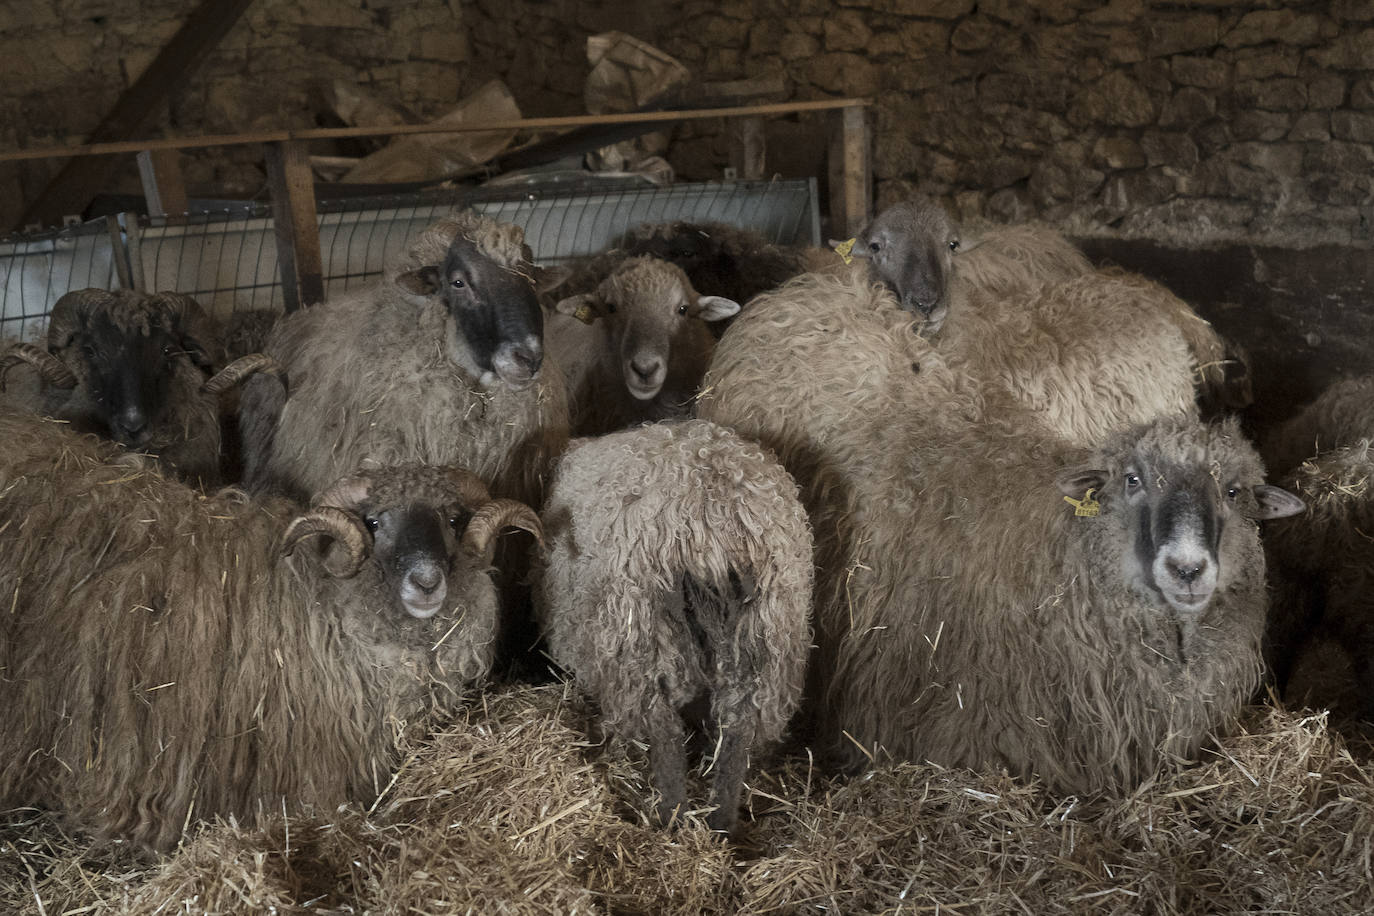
843,196 -> 961,332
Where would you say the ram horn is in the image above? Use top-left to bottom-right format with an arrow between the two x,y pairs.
203,353 -> 288,397
461,498 -> 543,562
281,506 -> 370,578
154,291 -> 223,369
311,474 -> 373,512
1,342 -> 77,390
441,466 -> 493,511
47,288 -> 114,350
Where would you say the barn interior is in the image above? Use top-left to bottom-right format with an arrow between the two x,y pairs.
2,1 -> 1373,913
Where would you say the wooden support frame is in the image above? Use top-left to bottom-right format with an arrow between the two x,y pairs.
828,104 -> 872,240
728,116 -> 767,181
137,149 -> 188,219
264,141 -> 324,312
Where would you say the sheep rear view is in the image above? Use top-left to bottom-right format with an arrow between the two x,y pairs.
533,420 -> 813,834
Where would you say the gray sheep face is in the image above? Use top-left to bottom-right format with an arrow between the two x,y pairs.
848,196 -> 960,329
554,257 -> 738,401
1058,422 -> 1304,615
396,235 -> 546,389
44,289 -> 219,450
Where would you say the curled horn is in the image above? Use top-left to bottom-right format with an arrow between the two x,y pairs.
312,474 -> 373,511
282,506 -> 370,578
441,466 -> 493,511
203,353 -> 288,397
1,342 -> 76,390
462,498 -> 544,562
154,291 -> 223,368
47,288 -> 115,350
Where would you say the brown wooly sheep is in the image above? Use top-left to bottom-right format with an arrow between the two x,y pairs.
1260,374 -> 1374,480
532,419 -> 813,835
0,406 -> 540,851
0,288 -> 275,487
239,211 -> 569,507
546,256 -> 739,434
824,412 -> 1303,793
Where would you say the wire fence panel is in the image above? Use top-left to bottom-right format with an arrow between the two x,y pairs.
0,178 -> 819,335
0,220 -> 122,342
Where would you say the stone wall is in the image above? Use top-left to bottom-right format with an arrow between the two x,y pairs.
5,0 -> 1374,248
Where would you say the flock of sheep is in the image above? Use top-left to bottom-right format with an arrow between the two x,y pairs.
0,196 -> 1366,855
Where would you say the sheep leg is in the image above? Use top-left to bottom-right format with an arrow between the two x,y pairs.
706,718 -> 756,836
645,688 -> 688,828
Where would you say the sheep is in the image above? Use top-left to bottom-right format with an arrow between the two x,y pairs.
240,211 -> 570,508
0,287 -> 268,487
1260,374 -> 1374,480
0,405 -> 541,852
546,256 -> 739,434
531,419 -> 813,834
819,412 -> 1303,793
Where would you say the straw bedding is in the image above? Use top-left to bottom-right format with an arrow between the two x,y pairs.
4,682 -> 1372,915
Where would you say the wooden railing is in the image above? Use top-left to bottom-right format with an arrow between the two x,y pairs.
0,99 -> 871,312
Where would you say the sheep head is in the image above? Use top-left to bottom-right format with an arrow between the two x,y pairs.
394,229 -> 547,390
1057,416 -> 1304,615
845,196 -> 961,331
282,465 -> 542,619
554,256 -> 738,402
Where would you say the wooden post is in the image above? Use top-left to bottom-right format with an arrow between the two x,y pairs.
137,149 -> 188,219
729,115 -> 766,181
263,140 -> 323,312
106,215 -> 133,290
828,104 -> 871,240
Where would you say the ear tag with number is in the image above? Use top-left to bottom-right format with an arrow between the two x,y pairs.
1063,488 -> 1101,517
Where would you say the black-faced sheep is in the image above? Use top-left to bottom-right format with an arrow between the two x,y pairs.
823,413 -> 1303,793
0,406 -> 541,851
0,287 -> 252,486
240,211 -> 570,507
532,420 -> 813,834
546,256 -> 739,434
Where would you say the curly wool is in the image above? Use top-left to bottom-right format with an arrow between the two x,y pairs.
0,407 -> 498,851
532,420 -> 813,823
243,212 -> 569,505
1261,375 -> 1374,479
825,414 -> 1270,794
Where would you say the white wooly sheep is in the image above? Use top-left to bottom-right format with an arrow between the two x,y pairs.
532,419 -> 813,835
0,406 -> 541,851
546,256 -> 739,434
240,211 -> 570,506
1260,374 -> 1374,479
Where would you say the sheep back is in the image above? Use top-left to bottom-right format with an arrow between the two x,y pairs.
1261,375 -> 1374,480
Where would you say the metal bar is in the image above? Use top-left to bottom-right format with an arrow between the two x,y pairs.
263,140 -> 324,312
137,149 -> 189,219
106,214 -> 132,290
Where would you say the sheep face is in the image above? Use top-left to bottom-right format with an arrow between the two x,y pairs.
555,257 -> 738,401
1058,419 -> 1304,615
850,197 -> 960,329
45,289 -> 218,451
395,235 -> 544,389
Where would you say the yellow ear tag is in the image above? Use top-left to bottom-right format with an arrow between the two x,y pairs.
834,237 -> 856,265
572,303 -> 595,325
1063,488 -> 1101,517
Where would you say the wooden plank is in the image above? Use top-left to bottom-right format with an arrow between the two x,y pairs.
15,0 -> 257,230
263,141 -> 324,312
0,99 -> 873,164
136,149 -> 188,219
729,116 -> 766,181
828,104 -> 872,240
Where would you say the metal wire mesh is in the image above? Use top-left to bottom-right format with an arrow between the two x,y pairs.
0,178 -> 819,337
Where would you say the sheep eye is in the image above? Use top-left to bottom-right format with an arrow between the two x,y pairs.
949,239 -> 960,252
868,241 -> 881,253
161,344 -> 174,357
605,302 -> 617,314
448,514 -> 463,530
450,277 -> 465,289
676,303 -> 688,316
1226,485 -> 1240,500
364,517 -> 380,532
1125,473 -> 1142,490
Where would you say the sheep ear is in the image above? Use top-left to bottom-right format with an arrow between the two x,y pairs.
395,265 -> 441,296
1056,467 -> 1108,499
533,264 -> 573,295
693,295 -> 740,322
1249,484 -> 1305,520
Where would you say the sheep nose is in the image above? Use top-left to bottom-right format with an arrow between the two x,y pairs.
631,356 -> 662,383
1167,558 -> 1208,584
508,342 -> 542,375
115,407 -> 147,438
410,567 -> 443,594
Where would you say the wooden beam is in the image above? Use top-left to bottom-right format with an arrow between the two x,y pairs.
0,99 -> 873,164
15,0 -> 257,230
729,116 -> 766,181
828,104 -> 872,240
136,149 -> 188,219
264,141 -> 324,312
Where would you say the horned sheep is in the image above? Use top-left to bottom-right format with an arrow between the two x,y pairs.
0,287 -> 270,486
546,256 -> 739,434
0,406 -> 540,851
532,419 -> 813,834
240,211 -> 570,507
